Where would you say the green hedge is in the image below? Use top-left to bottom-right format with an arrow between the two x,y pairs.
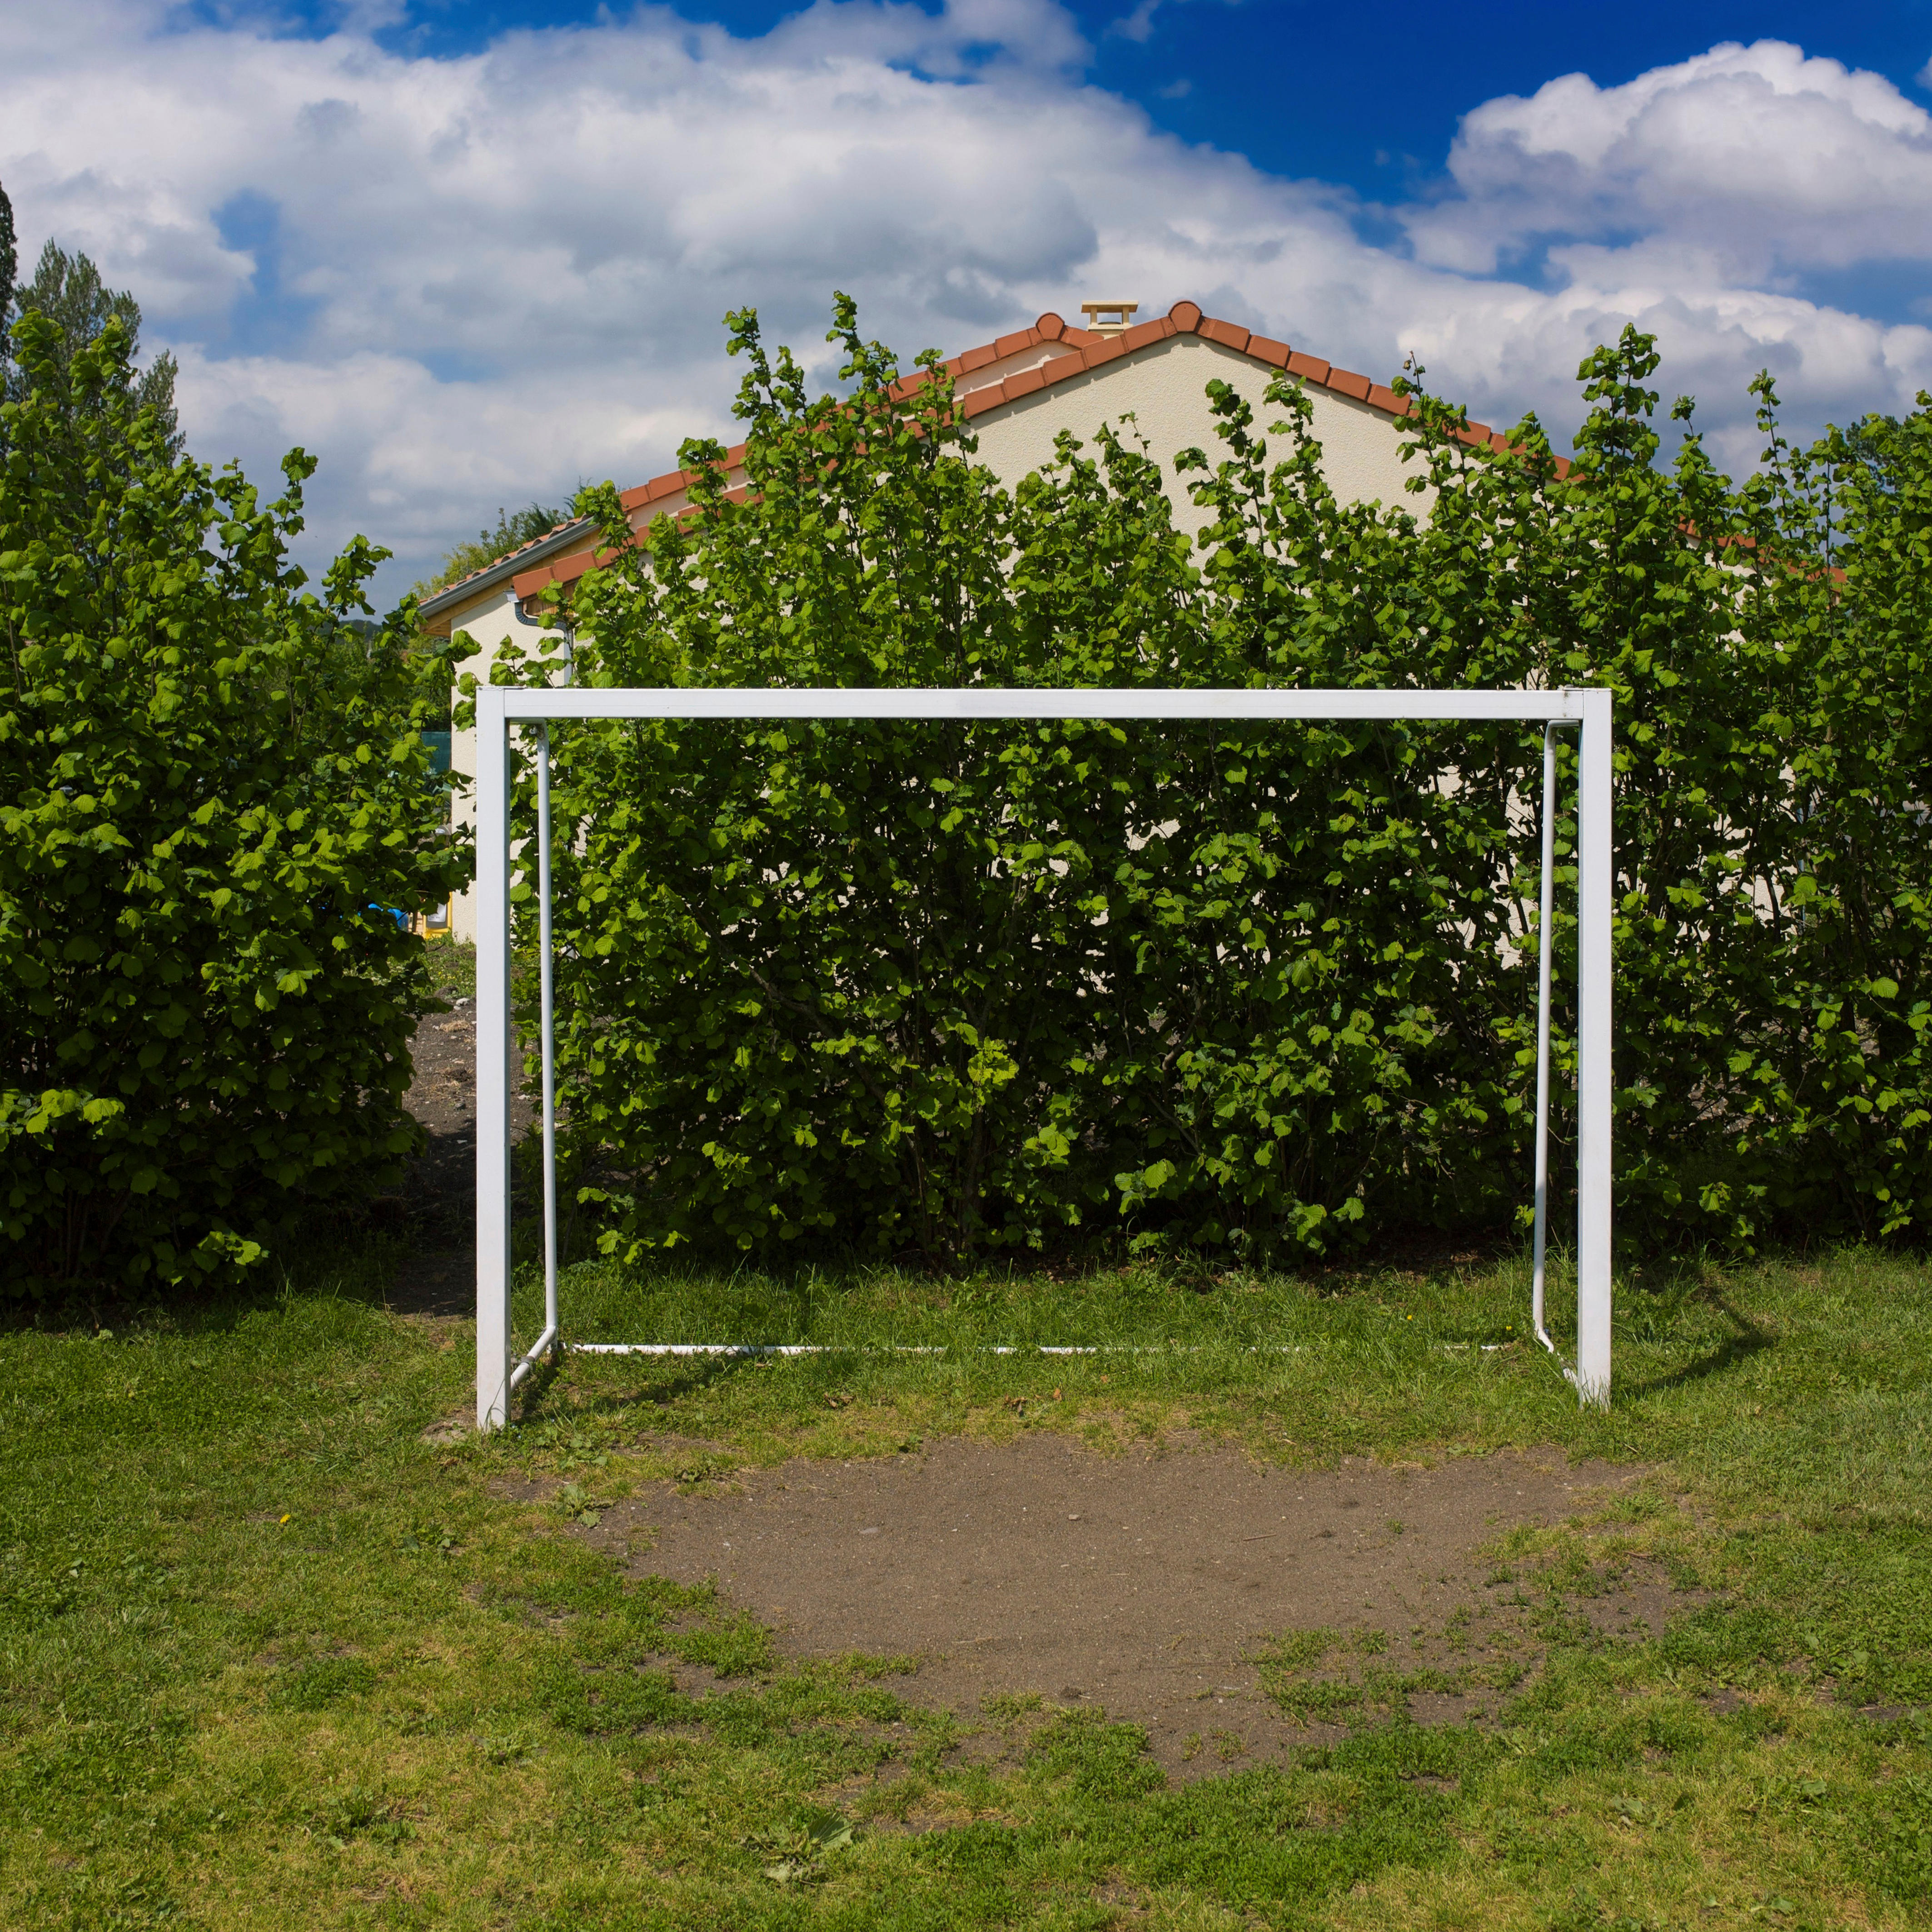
0,314 -> 470,1291
483,300 -> 1932,1266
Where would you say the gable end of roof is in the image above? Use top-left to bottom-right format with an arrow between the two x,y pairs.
502,300 -> 1567,606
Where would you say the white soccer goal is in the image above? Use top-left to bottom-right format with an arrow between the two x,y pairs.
473,686 -> 1614,1430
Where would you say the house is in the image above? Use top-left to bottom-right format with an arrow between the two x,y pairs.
419,298 -> 1536,942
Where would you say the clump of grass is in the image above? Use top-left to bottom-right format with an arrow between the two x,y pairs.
424,937 -> 476,1002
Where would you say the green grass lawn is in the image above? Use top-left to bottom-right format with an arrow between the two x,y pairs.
5,1243 -> 1931,1930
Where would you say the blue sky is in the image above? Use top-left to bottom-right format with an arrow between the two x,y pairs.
10,1 -> 1932,598
263,0 -> 1932,238
293,1 -> 1932,205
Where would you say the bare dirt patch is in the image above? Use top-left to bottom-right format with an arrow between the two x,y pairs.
595,1434 -> 1672,1779
391,998 -> 542,1319
382,1001 -> 478,1316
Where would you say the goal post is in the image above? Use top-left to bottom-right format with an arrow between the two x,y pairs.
473,685 -> 1614,1430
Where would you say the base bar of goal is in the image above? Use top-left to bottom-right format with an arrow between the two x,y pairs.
473,686 -> 1613,1430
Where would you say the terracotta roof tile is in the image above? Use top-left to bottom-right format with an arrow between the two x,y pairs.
415,515 -> 594,624
1199,318 -> 1252,353
503,301 -> 1565,596
1118,316 -> 1173,354
513,548 -> 606,599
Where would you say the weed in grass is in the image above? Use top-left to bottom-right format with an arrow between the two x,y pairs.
268,1656 -> 378,1713
746,1806 -> 856,1883
309,1783 -> 413,1851
982,1691 -> 1046,1723
555,1481 -> 606,1526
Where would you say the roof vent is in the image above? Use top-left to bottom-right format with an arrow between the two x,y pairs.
1080,300 -> 1139,337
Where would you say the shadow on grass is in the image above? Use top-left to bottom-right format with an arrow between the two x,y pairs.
0,1215 -> 413,1343
515,1349 -> 763,1424
1623,1291 -> 1774,1399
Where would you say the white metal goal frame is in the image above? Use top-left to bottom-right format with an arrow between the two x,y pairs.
473,685 -> 1613,1430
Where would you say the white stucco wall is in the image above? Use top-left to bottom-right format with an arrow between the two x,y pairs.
970,333 -> 1429,536
438,589 -> 553,942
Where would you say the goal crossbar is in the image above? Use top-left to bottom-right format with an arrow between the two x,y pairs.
473,685 -> 1613,1429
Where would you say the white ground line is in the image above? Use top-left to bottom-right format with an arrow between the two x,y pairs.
540,1339 -> 1510,1371
562,1341 -> 1304,1357
565,1341 -> 1511,1356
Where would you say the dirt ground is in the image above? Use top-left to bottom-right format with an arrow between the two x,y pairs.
392,996 -> 480,1317
407,1003 -> 1678,1780
585,1435 -> 1670,1780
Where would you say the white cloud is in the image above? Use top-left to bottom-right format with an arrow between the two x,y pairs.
1411,40 -> 1932,280
3,10 -> 1931,602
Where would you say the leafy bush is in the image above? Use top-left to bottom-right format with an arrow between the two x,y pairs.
0,313 -> 469,1293
486,298 -> 1932,1265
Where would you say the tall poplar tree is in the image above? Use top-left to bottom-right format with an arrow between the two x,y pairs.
3,238 -> 181,457
0,181 -> 15,382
